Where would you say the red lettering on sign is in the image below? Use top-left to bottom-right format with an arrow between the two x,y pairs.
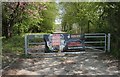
68,42 -> 81,46
52,34 -> 60,46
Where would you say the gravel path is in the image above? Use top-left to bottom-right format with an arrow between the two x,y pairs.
2,50 -> 119,75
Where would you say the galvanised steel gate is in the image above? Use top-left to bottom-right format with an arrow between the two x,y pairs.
24,33 -> 47,55
84,33 -> 110,52
24,33 -> 110,55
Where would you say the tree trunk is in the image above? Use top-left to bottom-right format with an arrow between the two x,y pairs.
4,25 -> 9,38
8,26 -> 12,37
6,23 -> 12,38
88,20 -> 90,33
5,2 -> 20,38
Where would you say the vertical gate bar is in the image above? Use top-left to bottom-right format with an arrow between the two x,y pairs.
25,35 -> 28,55
108,33 -> 110,52
105,34 -> 107,52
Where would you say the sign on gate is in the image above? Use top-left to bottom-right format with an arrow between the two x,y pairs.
52,34 -> 60,46
44,34 -> 68,52
44,34 -> 85,52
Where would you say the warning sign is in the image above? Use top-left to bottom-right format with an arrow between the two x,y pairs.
52,34 -> 60,46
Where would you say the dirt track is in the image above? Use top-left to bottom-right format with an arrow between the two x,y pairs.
2,50 -> 119,75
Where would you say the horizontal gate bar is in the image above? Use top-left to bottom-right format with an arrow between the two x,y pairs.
28,42 -> 45,45
85,33 -> 106,35
85,36 -> 105,38
27,48 -> 44,50
85,41 -> 105,43
85,46 -> 104,48
28,52 -> 86,55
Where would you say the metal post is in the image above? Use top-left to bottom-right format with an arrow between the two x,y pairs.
25,35 -> 28,55
108,33 -> 110,52
104,34 -> 107,52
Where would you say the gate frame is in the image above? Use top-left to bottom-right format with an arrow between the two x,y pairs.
24,33 -> 111,55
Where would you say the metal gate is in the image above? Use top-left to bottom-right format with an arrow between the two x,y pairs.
24,33 -> 47,55
24,33 -> 110,55
84,33 -> 110,52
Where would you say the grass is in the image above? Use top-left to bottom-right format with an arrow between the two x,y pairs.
2,33 -> 49,56
2,35 -> 24,55
2,35 -> 25,68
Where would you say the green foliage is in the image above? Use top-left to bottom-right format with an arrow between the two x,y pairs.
2,2 -> 120,58
2,35 -> 24,54
2,2 -> 58,37
61,2 -> 120,58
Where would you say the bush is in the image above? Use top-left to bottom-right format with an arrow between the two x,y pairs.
2,35 -> 24,54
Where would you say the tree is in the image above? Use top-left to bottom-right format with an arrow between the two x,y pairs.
60,2 -> 120,57
2,2 -> 28,37
2,2 -> 58,38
